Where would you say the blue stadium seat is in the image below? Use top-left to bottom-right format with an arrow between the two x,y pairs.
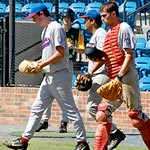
90,0 -> 106,3
5,2 -> 22,13
69,2 -> 85,14
72,74 -> 76,88
43,2 -> 53,13
43,0 -> 53,4
72,18 -> 85,30
135,57 -> 150,79
115,0 -> 124,6
0,2 -> 6,13
135,57 -> 150,70
85,2 -> 102,12
60,0 -> 74,6
141,69 -> 150,78
139,77 -> 150,91
136,37 -> 146,49
76,0 -> 90,5
28,0 -> 43,3
125,1 -> 137,29
16,0 -> 28,5
135,37 -> 147,57
21,3 -> 34,13
52,2 -> 69,14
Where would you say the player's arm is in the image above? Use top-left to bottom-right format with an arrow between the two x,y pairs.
39,46 -> 65,68
118,23 -> 135,77
89,61 -> 104,75
118,48 -> 134,76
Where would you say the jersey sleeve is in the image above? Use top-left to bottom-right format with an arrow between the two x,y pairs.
54,25 -> 66,49
119,22 -> 136,50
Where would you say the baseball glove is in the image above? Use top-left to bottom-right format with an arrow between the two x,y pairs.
18,59 -> 42,74
74,73 -> 92,91
96,79 -> 122,101
85,43 -> 106,61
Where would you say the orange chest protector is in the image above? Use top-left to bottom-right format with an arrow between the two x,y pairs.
103,23 -> 125,79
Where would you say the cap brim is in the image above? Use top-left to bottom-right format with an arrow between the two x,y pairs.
80,15 -> 89,18
26,13 -> 36,19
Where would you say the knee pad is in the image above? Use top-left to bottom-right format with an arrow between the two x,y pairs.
128,110 -> 149,129
128,110 -> 150,149
128,110 -> 142,128
96,103 -> 108,124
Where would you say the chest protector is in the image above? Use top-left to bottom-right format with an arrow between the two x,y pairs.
103,23 -> 125,79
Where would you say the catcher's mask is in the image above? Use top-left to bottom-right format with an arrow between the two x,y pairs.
61,8 -> 75,22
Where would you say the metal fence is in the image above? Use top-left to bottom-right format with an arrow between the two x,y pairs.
0,0 -> 87,87
0,0 -> 51,87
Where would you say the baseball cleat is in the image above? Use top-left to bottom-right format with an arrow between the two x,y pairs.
35,121 -> 48,132
108,129 -> 126,150
75,141 -> 90,150
59,121 -> 67,133
3,138 -> 28,150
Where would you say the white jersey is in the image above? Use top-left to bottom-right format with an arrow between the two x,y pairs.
41,21 -> 69,73
88,27 -> 107,74
118,22 -> 136,67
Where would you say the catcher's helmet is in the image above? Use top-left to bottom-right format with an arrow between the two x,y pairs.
61,8 -> 75,22
85,43 -> 106,60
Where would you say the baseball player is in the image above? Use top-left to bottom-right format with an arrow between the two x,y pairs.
3,4 -> 90,150
80,10 -> 125,150
35,8 -> 85,133
92,2 -> 150,150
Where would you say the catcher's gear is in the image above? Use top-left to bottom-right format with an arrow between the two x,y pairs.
94,103 -> 111,150
128,110 -> 150,149
18,59 -> 42,74
85,43 -> 106,61
97,79 -> 122,101
74,73 -> 92,91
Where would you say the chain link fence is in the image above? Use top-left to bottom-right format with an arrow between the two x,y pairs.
0,0 -> 88,87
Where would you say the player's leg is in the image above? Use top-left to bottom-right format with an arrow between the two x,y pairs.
88,74 -> 125,150
3,77 -> 54,150
59,112 -> 68,133
123,67 -> 150,149
52,70 -> 90,150
59,60 -> 73,133
128,110 -> 150,149
35,105 -> 51,132
94,102 -> 112,150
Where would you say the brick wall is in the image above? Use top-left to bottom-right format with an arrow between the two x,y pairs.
0,87 -> 150,132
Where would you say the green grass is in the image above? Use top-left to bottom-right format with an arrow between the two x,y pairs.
0,131 -> 147,150
0,139 -> 147,150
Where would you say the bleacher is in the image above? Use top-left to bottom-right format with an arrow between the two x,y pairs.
0,0 -> 150,89
135,30 -> 150,91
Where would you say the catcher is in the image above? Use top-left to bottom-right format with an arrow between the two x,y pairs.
92,2 -> 150,150
79,9 -> 125,150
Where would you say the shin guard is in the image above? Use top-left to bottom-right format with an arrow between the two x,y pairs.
94,123 -> 111,150
94,103 -> 112,150
128,110 -> 150,149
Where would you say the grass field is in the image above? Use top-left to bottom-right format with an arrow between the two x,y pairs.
0,131 -> 147,150
0,139 -> 147,150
